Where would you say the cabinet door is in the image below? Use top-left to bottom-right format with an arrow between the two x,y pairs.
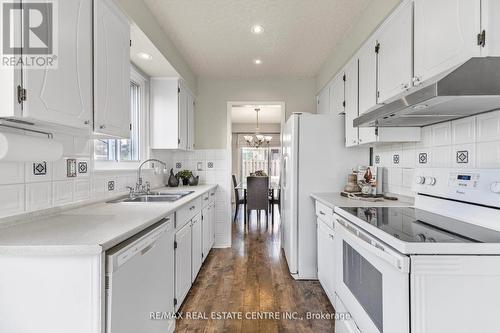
24,0 -> 92,130
317,220 -> 330,296
210,202 -> 216,247
174,222 -> 192,310
317,86 -> 330,115
187,93 -> 195,150
202,207 -> 211,261
344,60 -> 359,147
330,74 -> 344,116
358,38 -> 378,115
414,0 -> 481,84
94,0 -> 131,138
377,1 -> 413,103
191,213 -> 202,282
178,83 -> 188,150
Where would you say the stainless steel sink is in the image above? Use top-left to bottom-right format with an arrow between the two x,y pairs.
108,190 -> 194,203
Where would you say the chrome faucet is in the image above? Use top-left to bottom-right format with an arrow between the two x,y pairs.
132,159 -> 167,196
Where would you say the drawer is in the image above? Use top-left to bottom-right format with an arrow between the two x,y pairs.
201,192 -> 210,207
315,201 -> 334,222
176,197 -> 202,228
317,216 -> 334,231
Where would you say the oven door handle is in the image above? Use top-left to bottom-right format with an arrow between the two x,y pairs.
336,217 -> 410,273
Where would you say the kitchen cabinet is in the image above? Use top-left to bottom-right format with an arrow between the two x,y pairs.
317,218 -> 335,304
377,0 -> 413,103
201,203 -> 214,262
358,37 -> 378,116
150,78 -> 196,150
93,0 -> 131,138
191,213 -> 202,282
0,0 -> 92,132
413,0 -> 481,85
174,221 -> 192,310
344,60 -> 359,147
329,73 -> 345,116
317,85 -> 330,115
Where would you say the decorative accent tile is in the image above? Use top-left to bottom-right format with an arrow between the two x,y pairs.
375,155 -> 380,164
418,153 -> 428,164
66,159 -> 77,177
207,161 -> 214,169
393,154 -> 400,164
176,162 -> 182,169
78,161 -> 88,174
33,162 -> 47,176
456,150 -> 469,164
107,180 -> 115,191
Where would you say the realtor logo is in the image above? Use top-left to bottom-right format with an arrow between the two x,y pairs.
1,0 -> 58,68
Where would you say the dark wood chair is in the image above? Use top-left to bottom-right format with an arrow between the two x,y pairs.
268,187 -> 281,224
232,175 -> 245,222
246,176 -> 269,225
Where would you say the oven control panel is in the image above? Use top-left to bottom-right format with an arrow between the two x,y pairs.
448,172 -> 480,189
413,168 -> 500,208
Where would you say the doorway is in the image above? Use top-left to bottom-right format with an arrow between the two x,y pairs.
227,102 -> 285,227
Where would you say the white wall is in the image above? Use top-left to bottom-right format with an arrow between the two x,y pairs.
316,0 -> 400,93
195,77 -> 317,149
374,110 -> 500,197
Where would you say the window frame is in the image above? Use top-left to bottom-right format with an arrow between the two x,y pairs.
94,65 -> 150,170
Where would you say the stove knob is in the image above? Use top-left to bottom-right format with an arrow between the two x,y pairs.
415,176 -> 425,184
491,182 -> 500,194
425,177 -> 436,185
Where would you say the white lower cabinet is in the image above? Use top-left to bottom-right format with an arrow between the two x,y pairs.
317,218 -> 336,304
174,221 -> 192,310
191,213 -> 202,282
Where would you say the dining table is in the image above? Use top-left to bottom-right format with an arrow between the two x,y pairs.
236,183 -> 280,224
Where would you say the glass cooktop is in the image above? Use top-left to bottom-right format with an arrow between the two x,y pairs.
338,207 -> 500,244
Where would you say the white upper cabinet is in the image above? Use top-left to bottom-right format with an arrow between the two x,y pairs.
94,0 -> 131,138
413,0 -> 481,85
377,1 -> 413,103
330,73 -> 345,116
151,78 -> 196,150
344,60 -> 359,147
358,37 -> 378,115
0,0 -> 92,131
317,86 -> 330,115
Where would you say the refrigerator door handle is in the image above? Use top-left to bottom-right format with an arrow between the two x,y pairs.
282,154 -> 287,189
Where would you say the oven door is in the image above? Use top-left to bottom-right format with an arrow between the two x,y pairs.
334,214 -> 410,333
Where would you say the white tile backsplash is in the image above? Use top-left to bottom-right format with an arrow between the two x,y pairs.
0,162 -> 24,185
374,110 -> 500,197
0,184 -> 25,216
26,182 -> 52,211
53,180 -> 75,206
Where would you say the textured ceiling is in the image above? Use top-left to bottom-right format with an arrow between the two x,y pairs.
231,105 -> 282,124
143,0 -> 371,78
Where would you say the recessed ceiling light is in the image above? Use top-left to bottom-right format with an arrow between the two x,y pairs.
254,59 -> 262,65
251,25 -> 264,34
137,52 -> 153,60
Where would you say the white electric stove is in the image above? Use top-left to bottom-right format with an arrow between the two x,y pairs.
333,168 -> 500,333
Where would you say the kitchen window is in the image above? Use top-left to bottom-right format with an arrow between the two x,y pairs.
94,67 -> 148,168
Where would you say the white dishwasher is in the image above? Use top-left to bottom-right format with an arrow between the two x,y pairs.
106,216 -> 175,333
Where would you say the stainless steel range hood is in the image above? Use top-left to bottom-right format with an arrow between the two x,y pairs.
354,57 -> 500,127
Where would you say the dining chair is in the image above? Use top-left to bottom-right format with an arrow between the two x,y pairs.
268,187 -> 281,225
232,175 -> 245,222
246,176 -> 269,225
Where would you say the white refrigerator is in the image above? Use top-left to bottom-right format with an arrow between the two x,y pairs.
281,113 -> 368,279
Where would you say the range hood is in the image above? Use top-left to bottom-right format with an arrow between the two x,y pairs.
354,57 -> 500,127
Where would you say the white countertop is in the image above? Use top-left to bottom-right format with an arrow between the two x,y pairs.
310,192 -> 414,209
0,184 -> 217,255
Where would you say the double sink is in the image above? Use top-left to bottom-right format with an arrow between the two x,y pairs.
108,190 -> 195,203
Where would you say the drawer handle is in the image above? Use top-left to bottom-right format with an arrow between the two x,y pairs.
319,211 -> 326,216
204,197 -> 208,201
189,205 -> 196,210
210,192 -> 215,196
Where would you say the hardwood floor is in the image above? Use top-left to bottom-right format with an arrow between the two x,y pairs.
176,208 -> 335,332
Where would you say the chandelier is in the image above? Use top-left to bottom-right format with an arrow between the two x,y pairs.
244,108 -> 272,148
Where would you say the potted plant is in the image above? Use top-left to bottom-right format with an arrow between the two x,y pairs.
176,170 -> 193,186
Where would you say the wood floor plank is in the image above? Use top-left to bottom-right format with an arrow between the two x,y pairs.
176,208 -> 335,332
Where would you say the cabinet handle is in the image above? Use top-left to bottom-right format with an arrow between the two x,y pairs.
329,234 -> 334,239
412,76 -> 422,85
204,197 -> 208,201
210,193 -> 215,196
99,124 -> 106,130
319,211 -> 326,216
84,120 -> 90,125
401,83 -> 409,90
189,205 -> 195,210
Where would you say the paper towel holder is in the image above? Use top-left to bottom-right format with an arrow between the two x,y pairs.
0,122 -> 54,139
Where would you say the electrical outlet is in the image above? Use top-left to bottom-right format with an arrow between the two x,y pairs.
66,159 -> 77,177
